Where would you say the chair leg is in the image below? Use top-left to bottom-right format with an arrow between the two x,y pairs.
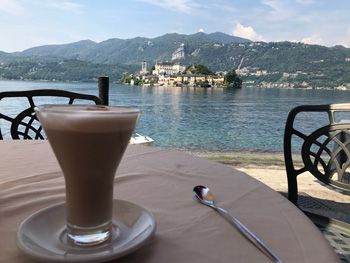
287,174 -> 298,206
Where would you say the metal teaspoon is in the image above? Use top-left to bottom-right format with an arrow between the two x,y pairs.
193,185 -> 282,263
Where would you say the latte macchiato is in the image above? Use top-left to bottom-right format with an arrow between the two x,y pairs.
35,105 -> 141,245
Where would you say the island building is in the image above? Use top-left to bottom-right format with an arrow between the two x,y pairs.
134,61 -> 225,87
141,61 -> 148,74
153,62 -> 186,75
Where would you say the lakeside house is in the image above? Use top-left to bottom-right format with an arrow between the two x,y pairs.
134,61 -> 225,86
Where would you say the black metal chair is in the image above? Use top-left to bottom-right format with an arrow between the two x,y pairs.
284,104 -> 350,262
0,89 -> 102,140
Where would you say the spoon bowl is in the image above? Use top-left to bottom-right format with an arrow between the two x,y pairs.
193,185 -> 214,206
193,185 -> 282,263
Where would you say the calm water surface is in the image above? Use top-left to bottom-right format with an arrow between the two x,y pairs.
2,80 -> 350,152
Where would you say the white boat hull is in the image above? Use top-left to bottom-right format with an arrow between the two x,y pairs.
129,133 -> 154,146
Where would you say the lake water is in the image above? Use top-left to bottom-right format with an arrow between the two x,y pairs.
2,80 -> 350,153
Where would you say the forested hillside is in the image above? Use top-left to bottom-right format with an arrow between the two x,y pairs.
1,32 -> 350,87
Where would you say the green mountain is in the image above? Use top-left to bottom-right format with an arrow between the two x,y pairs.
21,40 -> 97,58
2,32 -> 350,87
0,59 -> 136,82
19,32 -> 251,65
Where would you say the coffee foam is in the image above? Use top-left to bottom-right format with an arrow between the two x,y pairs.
36,106 -> 140,132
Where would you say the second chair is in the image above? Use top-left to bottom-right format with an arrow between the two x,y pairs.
0,89 -> 102,140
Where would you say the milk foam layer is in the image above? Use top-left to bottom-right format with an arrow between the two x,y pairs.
37,105 -> 140,132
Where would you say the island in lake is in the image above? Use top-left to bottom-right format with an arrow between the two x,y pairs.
122,61 -> 242,88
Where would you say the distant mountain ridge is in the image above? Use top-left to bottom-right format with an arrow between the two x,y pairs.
21,40 -> 97,57
2,32 -> 350,87
18,32 -> 251,64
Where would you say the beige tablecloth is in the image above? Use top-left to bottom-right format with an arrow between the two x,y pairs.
0,141 -> 340,263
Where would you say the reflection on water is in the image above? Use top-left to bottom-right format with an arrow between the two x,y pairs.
2,80 -> 350,152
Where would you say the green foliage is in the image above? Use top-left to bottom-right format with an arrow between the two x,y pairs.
120,72 -> 145,86
16,32 -> 249,67
133,78 -> 145,85
2,32 -> 350,87
225,70 -> 242,88
0,59 -> 137,82
121,72 -> 132,84
196,80 -> 211,87
186,64 -> 216,75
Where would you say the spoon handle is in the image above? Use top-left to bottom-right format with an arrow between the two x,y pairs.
211,205 -> 282,263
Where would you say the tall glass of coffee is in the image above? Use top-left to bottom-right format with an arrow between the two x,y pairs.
35,105 -> 141,246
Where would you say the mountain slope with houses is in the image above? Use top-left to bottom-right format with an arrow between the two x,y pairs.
1,32 -> 350,87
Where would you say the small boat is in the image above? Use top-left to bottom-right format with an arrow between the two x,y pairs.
129,133 -> 154,146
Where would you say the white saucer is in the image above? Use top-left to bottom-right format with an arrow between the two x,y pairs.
17,199 -> 157,262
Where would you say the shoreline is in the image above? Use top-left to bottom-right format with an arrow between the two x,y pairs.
0,79 -> 342,91
185,149 -> 288,167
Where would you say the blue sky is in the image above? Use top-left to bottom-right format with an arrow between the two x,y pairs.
1,0 -> 350,52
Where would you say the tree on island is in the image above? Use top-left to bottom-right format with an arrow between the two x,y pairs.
121,72 -> 131,84
186,64 -> 216,75
225,69 -> 242,88
121,72 -> 144,85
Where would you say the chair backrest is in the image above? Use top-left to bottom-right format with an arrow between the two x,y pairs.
284,104 -> 350,206
0,89 -> 102,140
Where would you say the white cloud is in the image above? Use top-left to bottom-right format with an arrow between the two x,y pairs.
337,41 -> 349,48
0,0 -> 25,15
332,26 -> 350,47
301,34 -> 324,45
210,3 -> 237,13
233,23 -> 265,41
139,0 -> 195,14
50,1 -> 81,11
295,0 -> 314,4
262,0 -> 292,20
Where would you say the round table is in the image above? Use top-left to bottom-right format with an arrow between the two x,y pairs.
0,141 -> 340,263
